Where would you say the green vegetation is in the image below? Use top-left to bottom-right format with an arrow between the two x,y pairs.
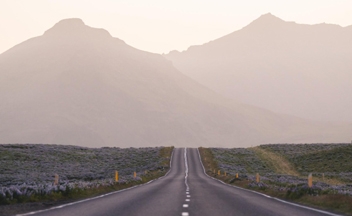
0,145 -> 173,214
251,147 -> 300,176
260,144 -> 352,183
200,144 -> 352,215
207,147 -> 275,175
291,145 -> 351,173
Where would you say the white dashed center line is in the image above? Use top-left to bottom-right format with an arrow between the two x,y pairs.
183,148 -> 190,216
184,148 -> 189,192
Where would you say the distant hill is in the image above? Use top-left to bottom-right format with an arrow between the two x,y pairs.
165,13 -> 352,122
0,18 -> 351,148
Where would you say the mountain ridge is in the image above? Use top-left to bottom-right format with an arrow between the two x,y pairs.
165,13 -> 352,122
0,18 -> 351,148
167,13 -> 350,56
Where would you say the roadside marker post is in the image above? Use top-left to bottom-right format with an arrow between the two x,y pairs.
308,173 -> 313,188
115,171 -> 118,182
134,171 -> 137,178
236,173 -> 239,179
256,173 -> 260,183
218,170 -> 220,175
54,174 -> 59,185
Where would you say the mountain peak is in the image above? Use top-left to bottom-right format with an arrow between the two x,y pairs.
260,13 -> 278,18
44,18 -> 85,34
54,18 -> 85,27
246,13 -> 286,29
44,18 -> 111,39
258,13 -> 283,21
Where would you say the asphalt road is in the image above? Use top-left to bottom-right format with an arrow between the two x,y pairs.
19,148 -> 340,216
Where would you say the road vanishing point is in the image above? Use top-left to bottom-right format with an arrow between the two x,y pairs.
19,148 -> 341,216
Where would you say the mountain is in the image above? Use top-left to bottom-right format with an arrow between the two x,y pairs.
165,13 -> 352,122
0,18 -> 351,148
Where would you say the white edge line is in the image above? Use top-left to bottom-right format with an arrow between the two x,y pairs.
17,148 -> 175,216
196,148 -> 342,216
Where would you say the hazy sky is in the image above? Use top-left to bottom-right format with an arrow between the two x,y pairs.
1,0 -> 352,54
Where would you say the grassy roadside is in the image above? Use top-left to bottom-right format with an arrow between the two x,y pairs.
198,147 -> 352,216
252,146 -> 346,185
0,146 -> 174,216
251,147 -> 300,176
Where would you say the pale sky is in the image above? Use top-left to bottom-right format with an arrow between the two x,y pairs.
1,0 -> 352,54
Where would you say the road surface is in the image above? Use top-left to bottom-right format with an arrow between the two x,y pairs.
19,148 -> 340,216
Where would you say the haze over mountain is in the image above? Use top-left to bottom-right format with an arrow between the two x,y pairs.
0,18 -> 351,148
165,13 -> 352,122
